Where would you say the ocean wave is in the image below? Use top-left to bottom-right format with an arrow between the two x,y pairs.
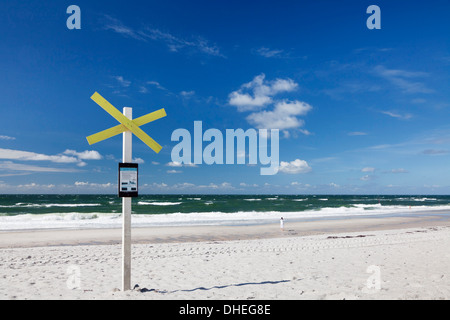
138,201 -> 182,206
0,203 -> 101,208
413,197 -> 438,201
1,204 -> 449,231
0,212 -> 121,230
395,197 -> 438,202
353,203 -> 382,209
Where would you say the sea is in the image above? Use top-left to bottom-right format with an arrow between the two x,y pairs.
0,194 -> 449,231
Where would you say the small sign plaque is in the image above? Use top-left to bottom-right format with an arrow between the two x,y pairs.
118,163 -> 138,198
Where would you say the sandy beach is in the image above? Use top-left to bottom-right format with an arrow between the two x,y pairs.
1,214 -> 449,300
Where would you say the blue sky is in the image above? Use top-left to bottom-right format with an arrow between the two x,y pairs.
0,0 -> 449,194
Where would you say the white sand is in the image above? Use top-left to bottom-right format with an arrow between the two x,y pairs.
1,218 -> 449,300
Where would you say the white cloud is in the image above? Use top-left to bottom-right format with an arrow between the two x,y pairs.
373,65 -> 433,94
97,182 -> 114,188
156,183 -> 169,188
63,150 -> 103,160
75,181 -> 89,187
167,169 -> 182,174
140,81 -> 169,94
0,148 -> 102,171
381,110 -> 413,120
0,148 -> 78,163
0,135 -> 15,141
106,154 -> 117,161
229,74 -> 311,135
147,81 -> 167,90
228,74 -> 298,112
323,81 -> 382,100
174,182 -> 195,188
102,15 -> 145,41
348,132 -> 368,136
0,161 -> 80,173
361,167 -> 375,173
180,90 -> 195,97
421,149 -> 449,155
139,86 -> 148,94
133,158 -> 145,164
269,79 -> 298,94
75,181 -> 89,186
228,92 -> 272,112
74,181 -> 115,188
329,183 -> 340,188
278,159 -> 312,174
198,182 -> 233,189
247,100 -> 312,130
256,47 -> 284,58
247,110 -> 303,130
368,144 -> 392,150
184,163 -> 198,167
17,183 -> 56,189
389,168 -> 409,173
374,65 -> 428,79
113,76 -> 131,88
0,172 -> 31,178
166,161 -> 197,167
136,26 -> 224,57
166,161 -> 183,167
274,100 -> 311,116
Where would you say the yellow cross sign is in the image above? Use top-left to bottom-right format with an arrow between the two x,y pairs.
86,92 -> 166,153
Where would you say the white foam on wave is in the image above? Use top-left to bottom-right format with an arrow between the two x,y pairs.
0,212 -> 122,231
395,197 -> 438,202
138,201 -> 182,206
0,203 -> 101,208
353,203 -> 382,209
1,204 -> 449,231
413,197 -> 438,201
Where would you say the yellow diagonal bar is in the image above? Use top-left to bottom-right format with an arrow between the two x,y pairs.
87,124 -> 126,145
89,92 -> 163,153
133,127 -> 163,154
86,108 -> 166,145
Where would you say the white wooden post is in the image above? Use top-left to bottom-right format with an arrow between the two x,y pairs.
122,107 -> 132,291
87,93 -> 166,291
